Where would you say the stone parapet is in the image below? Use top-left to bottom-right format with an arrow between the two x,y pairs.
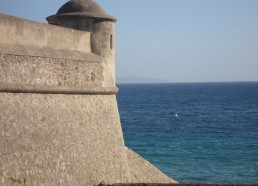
0,13 -> 91,53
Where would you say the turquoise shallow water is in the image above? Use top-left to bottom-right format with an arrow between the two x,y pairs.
117,82 -> 258,184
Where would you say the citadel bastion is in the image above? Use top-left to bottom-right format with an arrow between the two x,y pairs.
0,0 -> 177,185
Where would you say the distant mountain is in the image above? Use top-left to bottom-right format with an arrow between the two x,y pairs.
116,76 -> 169,84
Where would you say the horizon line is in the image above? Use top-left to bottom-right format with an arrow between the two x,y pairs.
116,80 -> 258,85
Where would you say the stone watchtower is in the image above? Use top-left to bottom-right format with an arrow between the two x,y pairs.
0,0 -> 176,185
47,0 -> 116,87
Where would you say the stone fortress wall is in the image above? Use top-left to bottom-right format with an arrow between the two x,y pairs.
0,1 -> 177,185
0,14 -> 110,94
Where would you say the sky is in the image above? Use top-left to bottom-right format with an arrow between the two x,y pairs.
0,0 -> 258,83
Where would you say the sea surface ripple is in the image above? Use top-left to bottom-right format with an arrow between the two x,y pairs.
117,82 -> 258,184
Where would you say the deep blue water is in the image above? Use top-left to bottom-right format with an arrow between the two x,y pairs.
117,82 -> 258,184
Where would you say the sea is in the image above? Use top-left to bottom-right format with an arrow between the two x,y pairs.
116,82 -> 258,184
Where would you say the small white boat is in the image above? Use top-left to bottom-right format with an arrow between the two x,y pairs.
174,113 -> 179,118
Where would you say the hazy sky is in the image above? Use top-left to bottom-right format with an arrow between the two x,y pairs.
1,0 -> 258,82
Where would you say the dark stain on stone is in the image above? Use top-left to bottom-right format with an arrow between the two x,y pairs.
9,177 -> 27,184
41,116 -> 46,122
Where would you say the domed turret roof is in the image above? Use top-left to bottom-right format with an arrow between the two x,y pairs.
57,0 -> 105,15
47,0 -> 116,22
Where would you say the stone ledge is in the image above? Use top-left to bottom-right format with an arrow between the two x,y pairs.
0,43 -> 101,62
0,83 -> 118,95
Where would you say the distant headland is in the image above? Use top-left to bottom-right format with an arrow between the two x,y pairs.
117,76 -> 169,84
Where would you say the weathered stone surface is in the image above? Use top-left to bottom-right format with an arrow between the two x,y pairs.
0,54 -> 103,88
0,93 -> 130,185
92,21 -> 116,88
48,18 -> 117,88
126,148 -> 177,184
0,13 -> 91,53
